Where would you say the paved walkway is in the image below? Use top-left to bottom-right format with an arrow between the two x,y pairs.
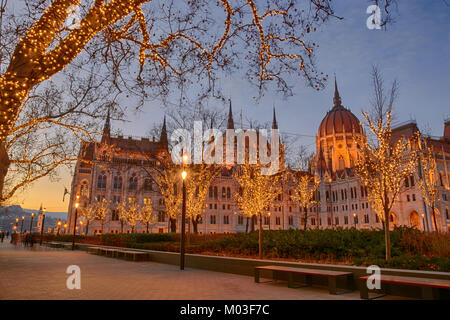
0,241 -> 397,300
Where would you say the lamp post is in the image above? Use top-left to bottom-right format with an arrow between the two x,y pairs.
29,212 -> 35,234
20,216 -> 25,234
15,218 -> 18,232
72,195 -> 80,250
40,208 -> 46,245
180,153 -> 188,270
57,220 -> 61,235
268,212 -> 271,230
421,213 -> 426,232
353,213 -> 357,229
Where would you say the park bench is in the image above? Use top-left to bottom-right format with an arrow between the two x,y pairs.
254,265 -> 353,295
358,275 -> 450,300
87,246 -> 100,254
116,250 -> 150,262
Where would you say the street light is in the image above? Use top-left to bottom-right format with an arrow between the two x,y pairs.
15,218 -> 19,232
72,195 -> 80,250
180,152 -> 188,270
20,216 -> 25,234
353,213 -> 357,228
29,212 -> 35,234
267,212 -> 271,230
57,220 -> 62,235
40,208 -> 46,245
421,213 -> 426,232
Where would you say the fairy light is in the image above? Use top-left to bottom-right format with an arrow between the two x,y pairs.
418,139 -> 440,231
290,173 -> 320,229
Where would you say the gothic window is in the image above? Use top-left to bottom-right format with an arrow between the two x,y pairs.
128,173 -> 138,191
338,156 -> 345,170
113,173 -> 122,190
144,178 -> 152,191
97,172 -> 107,189
227,187 -> 231,199
223,215 -> 229,224
214,186 -> 218,199
209,187 -> 213,198
222,187 -> 226,198
80,181 -> 88,197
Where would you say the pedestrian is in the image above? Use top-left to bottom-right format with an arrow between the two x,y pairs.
0,232 -> 4,243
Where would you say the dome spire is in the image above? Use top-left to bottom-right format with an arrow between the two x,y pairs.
333,75 -> 342,106
227,99 -> 234,129
272,104 -> 278,129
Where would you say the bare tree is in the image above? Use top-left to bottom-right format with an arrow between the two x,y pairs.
0,0 -> 349,203
355,66 -> 418,260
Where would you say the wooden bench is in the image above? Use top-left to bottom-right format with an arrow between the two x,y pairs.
359,275 -> 450,300
87,246 -> 100,254
116,250 -> 149,262
255,265 -> 353,295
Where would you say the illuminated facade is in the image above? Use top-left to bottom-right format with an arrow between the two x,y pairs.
67,83 -> 450,234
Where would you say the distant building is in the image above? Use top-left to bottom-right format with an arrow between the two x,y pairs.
67,82 -> 450,234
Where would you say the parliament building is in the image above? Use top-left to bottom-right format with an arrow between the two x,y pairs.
67,81 -> 450,234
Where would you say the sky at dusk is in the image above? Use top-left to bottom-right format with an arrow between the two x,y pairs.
15,0 -> 450,214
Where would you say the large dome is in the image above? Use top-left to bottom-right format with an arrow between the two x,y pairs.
318,79 -> 362,137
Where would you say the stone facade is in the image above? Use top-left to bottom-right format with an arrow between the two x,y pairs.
67,85 -> 450,234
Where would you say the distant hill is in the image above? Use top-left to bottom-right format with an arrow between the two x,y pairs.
23,209 -> 67,220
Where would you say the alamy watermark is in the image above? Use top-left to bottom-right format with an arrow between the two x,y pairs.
170,121 -> 280,175
66,265 -> 81,290
366,5 -> 382,30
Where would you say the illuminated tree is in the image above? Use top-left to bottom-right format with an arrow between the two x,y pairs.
289,172 -> 320,230
418,140 -> 440,232
140,199 -> 156,233
80,200 -> 97,235
185,164 -> 221,234
235,161 -> 282,259
0,0 -> 348,204
124,198 -> 140,233
355,67 -> 417,260
117,200 -> 128,233
94,197 -> 110,234
153,161 -> 182,233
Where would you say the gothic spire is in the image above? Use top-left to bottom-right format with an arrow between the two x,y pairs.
333,75 -> 342,106
272,105 -> 278,129
227,99 -> 234,129
160,115 -> 168,148
103,107 -> 111,137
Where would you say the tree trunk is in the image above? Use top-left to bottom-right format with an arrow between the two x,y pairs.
384,209 -> 391,260
170,217 -> 177,233
146,222 -> 149,233
0,141 -> 10,204
245,217 -> 249,233
121,220 -> 124,233
250,215 -> 256,232
258,213 -> 263,259
431,205 -> 438,232
303,206 -> 308,230
192,216 -> 199,234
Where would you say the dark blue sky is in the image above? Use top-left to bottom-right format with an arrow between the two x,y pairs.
116,0 -> 450,154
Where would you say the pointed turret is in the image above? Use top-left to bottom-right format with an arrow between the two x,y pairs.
227,99 -> 234,129
160,116 -> 168,148
333,75 -> 342,106
101,108 -> 111,143
272,106 -> 278,129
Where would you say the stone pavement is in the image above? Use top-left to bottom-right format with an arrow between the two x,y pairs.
0,241 -> 399,300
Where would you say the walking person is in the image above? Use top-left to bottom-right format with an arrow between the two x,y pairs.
0,232 -> 4,243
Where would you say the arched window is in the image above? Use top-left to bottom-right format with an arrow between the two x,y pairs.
113,172 -> 122,190
439,171 -> 444,187
144,178 -> 152,191
227,187 -> 231,199
80,181 -> 89,197
338,156 -> 345,170
214,186 -> 218,199
222,187 -> 226,198
128,173 -> 138,191
97,171 -> 107,189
